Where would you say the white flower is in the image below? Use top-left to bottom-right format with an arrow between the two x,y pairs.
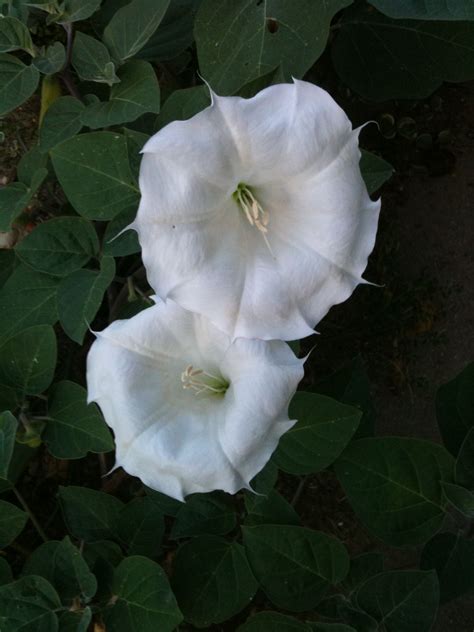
86,299 -> 304,500
132,79 -> 380,341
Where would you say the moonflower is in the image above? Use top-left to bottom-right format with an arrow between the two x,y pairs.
86,300 -> 304,500
132,79 -> 380,341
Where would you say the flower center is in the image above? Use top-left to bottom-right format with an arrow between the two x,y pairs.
181,364 -> 229,397
233,183 -> 274,255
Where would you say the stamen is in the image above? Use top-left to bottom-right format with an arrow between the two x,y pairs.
233,183 -> 275,257
181,364 -> 228,396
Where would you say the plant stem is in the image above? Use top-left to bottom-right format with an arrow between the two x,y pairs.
13,487 -> 48,543
291,476 -> 307,507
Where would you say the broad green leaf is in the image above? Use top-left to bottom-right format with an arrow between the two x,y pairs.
244,489 -> 300,527
456,426 -> 474,487
59,485 -> 124,541
0,325 -> 57,397
104,556 -> 182,632
332,5 -> 474,100
58,256 -> 115,343
335,438 -> 454,546
0,442 -> 37,494
0,575 -> 60,632
22,536 -> 97,604
138,0 -> 201,61
83,540 -> 123,601
117,497 -> 164,557
156,84 -> 210,129
238,612 -> 311,631
195,0 -> 352,94
355,570 -> 439,632
103,208 -> 140,256
16,217 -> 99,277
55,0 -> 102,22
368,0 -> 474,20
39,96 -> 84,152
0,16 -> 34,55
274,392 -> 361,475
43,381 -> 113,459
72,31 -> 118,85
33,41 -> 66,74
250,460 -> 278,495
316,596 -> 378,630
421,532 -> 474,603
57,608 -> 92,632
172,535 -> 257,627
81,60 -> 160,129
0,168 -> 47,231
144,487 -> 183,516
0,53 -> 39,116
0,498 -> 27,547
0,250 -> 15,288
342,552 -> 384,594
51,132 -> 139,220
0,557 -> 12,585
243,525 -> 349,611
17,146 -> 48,186
309,625 -> 356,632
360,150 -> 394,196
103,0 -> 170,62
0,411 -> 17,479
441,482 -> 474,518
436,361 -> 474,455
0,265 -> 59,346
312,355 -> 375,438
171,493 -> 236,539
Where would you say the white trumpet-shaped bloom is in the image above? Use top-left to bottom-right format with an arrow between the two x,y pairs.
86,300 -> 304,500
132,79 -> 380,341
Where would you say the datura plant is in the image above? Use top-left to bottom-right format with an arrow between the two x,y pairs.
87,299 -> 304,500
133,80 -> 381,341
0,0 -> 472,630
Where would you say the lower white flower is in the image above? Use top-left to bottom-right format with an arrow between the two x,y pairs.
86,299 -> 304,500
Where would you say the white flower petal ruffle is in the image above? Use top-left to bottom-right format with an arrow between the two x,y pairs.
133,80 -> 380,341
87,300 -> 304,500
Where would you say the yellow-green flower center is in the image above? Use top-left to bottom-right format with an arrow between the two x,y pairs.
233,183 -> 274,255
181,365 -> 229,397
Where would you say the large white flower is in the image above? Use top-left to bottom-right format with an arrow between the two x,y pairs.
132,79 -> 380,341
86,300 -> 304,500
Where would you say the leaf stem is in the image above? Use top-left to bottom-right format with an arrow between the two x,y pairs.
13,487 -> 48,543
291,476 -> 307,507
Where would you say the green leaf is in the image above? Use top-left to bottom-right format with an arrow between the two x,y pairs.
156,84 -> 210,130
421,532 -> 474,603
274,392 -> 361,475
104,556 -> 182,632
0,325 -> 57,397
332,5 -> 474,101
72,31 -> 118,85
39,96 -> 84,152
456,426 -> 474,487
172,535 -> 257,627
335,437 -> 454,546
0,169 -> 47,231
56,0 -> 102,22
308,625 -> 356,632
103,0 -> 170,62
51,132 -> 139,220
83,540 -> 123,600
368,0 -> 474,20
138,0 -> 200,61
81,59 -> 160,129
360,150 -> 394,196
355,570 -> 439,632
441,482 -> 474,518
0,53 -> 39,116
117,497 -> 164,557
103,208 -> 140,256
0,16 -> 35,55
144,487 -> 183,516
43,380 -> 113,459
238,611 -> 311,631
16,217 -> 99,277
33,41 -> 66,75
0,265 -> 59,347
0,499 -> 27,547
436,361 -> 474,455
195,0 -> 352,94
22,536 -> 97,604
0,250 -> 16,289
0,557 -> 12,585
244,489 -> 300,527
17,147 -> 48,186
0,575 -> 61,631
342,552 -> 384,594
243,525 -> 349,611
170,493 -> 236,539
58,255 -> 115,343
0,411 -> 17,479
250,460 -> 278,495
57,608 -> 92,632
59,485 -> 124,541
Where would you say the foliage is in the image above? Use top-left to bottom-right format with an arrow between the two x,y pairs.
0,0 -> 473,629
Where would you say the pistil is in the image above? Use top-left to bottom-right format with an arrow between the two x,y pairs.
181,365 -> 228,396
233,183 -> 274,255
